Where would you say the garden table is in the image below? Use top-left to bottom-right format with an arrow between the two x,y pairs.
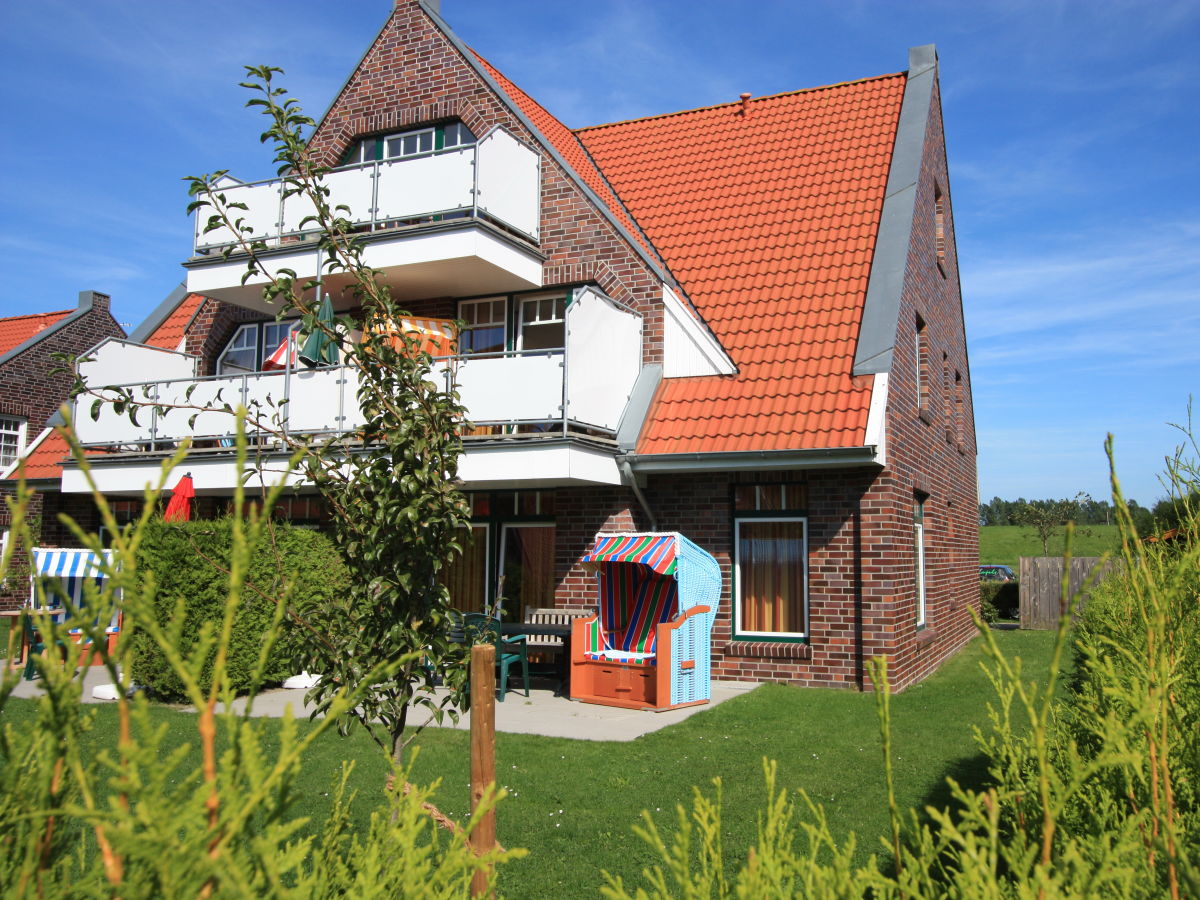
500,622 -> 571,695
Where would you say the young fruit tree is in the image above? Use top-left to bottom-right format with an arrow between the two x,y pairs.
83,65 -> 476,770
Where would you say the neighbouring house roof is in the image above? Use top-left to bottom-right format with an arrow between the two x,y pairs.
141,292 -> 206,351
577,76 -> 906,454
0,310 -> 72,357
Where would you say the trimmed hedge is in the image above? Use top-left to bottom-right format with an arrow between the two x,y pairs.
979,581 -> 1019,621
131,517 -> 350,700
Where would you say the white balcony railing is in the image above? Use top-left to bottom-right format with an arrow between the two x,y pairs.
193,126 -> 540,254
73,288 -> 645,452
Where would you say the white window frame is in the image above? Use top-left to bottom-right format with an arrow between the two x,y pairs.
733,516 -> 809,640
0,416 -> 28,468
459,297 -> 508,355
516,294 -> 567,352
914,495 -> 928,628
216,320 -> 299,375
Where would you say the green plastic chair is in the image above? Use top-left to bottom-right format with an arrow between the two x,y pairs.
22,612 -> 50,681
463,612 -> 529,701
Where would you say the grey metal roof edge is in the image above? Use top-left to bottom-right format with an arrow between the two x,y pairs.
0,290 -> 120,367
852,44 -> 937,377
417,0 -> 676,289
129,282 -> 190,343
626,446 -> 880,474
616,364 -> 662,451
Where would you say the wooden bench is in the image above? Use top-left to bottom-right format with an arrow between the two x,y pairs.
522,606 -> 591,657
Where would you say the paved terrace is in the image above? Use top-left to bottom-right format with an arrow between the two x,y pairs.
11,667 -> 761,742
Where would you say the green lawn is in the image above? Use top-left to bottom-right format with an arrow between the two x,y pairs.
2,629 -> 1057,897
980,524 -> 1122,570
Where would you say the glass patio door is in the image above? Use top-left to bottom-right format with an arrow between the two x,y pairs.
497,523 -> 556,619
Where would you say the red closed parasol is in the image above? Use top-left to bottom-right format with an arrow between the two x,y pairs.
164,474 -> 195,522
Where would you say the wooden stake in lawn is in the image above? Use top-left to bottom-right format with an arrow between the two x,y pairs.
470,642 -> 497,898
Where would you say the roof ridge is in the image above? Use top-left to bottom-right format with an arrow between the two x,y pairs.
0,309 -> 71,323
575,71 -> 906,134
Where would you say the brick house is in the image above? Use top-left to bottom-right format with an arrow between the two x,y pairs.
0,290 -> 125,609
61,0 -> 977,691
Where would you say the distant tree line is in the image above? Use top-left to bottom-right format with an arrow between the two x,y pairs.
979,492 -> 1196,540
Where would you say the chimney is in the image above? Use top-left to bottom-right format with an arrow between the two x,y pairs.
78,290 -> 111,313
739,93 -> 751,116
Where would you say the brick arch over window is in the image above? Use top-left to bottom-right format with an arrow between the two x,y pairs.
315,98 -> 489,168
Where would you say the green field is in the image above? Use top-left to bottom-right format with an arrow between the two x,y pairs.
979,524 -> 1122,570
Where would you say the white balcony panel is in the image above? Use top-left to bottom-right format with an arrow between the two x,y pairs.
196,181 -> 281,249
476,130 -> 540,239
456,353 -> 562,423
377,149 -> 473,220
243,372 -> 291,427
79,339 -> 197,386
74,388 -> 154,445
154,378 -> 247,439
286,367 -> 356,433
565,287 -> 643,432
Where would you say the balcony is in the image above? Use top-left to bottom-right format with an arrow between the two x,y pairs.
67,289 -> 644,493
183,127 -> 544,312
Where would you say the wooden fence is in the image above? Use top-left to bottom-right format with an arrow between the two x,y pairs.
1018,556 -> 1120,630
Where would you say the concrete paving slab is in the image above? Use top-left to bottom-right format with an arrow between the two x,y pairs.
10,667 -> 761,742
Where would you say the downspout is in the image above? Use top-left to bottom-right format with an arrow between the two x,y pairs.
620,458 -> 657,532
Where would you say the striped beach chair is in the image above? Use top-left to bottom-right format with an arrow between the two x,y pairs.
25,549 -> 120,675
571,533 -> 721,711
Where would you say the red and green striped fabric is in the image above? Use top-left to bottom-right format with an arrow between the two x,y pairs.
583,563 -> 678,665
582,534 -> 677,577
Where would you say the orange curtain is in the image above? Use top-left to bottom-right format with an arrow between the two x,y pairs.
441,525 -> 487,612
739,521 -> 805,633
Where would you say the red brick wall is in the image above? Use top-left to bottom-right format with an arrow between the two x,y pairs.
867,75 -> 979,691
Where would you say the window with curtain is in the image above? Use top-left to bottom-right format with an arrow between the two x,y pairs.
735,518 -> 807,638
440,524 -> 489,613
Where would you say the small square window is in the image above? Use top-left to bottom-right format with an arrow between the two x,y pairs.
0,416 -> 28,468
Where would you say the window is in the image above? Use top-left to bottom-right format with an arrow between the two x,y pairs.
915,315 -> 929,413
459,298 -> 507,354
340,122 -> 476,167
0,416 -> 27,468
733,482 -> 809,639
954,371 -> 964,445
517,295 -> 566,351
216,321 -> 300,375
914,493 -> 928,627
934,184 -> 947,273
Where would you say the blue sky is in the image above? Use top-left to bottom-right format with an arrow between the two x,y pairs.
1,0 -> 1196,507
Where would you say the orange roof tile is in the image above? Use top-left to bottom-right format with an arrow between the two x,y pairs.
4,429 -> 68,481
0,310 -> 72,357
577,75 -> 906,454
471,50 -> 661,266
143,293 -> 205,350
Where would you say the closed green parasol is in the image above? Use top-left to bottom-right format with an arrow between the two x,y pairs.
299,294 -> 338,367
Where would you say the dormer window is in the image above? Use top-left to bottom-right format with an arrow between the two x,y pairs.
340,122 -> 476,167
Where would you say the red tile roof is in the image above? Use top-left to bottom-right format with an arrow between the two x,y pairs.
0,310 -> 72,357
4,429 -> 68,481
471,50 -> 661,266
143,293 -> 205,350
576,75 -> 906,454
